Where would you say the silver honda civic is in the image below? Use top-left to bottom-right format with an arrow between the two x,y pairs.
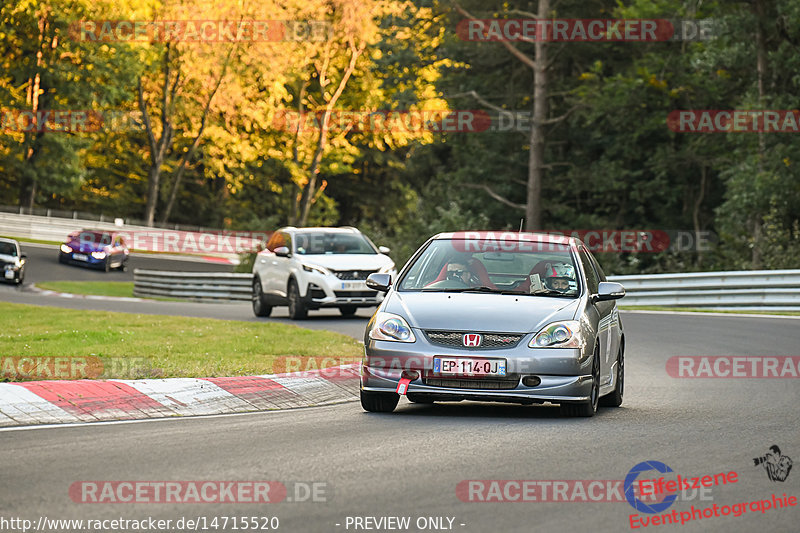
361,231 -> 626,417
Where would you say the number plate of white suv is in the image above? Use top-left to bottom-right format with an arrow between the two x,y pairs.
340,281 -> 367,290
433,357 -> 507,377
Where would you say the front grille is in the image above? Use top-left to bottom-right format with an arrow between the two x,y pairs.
424,377 -> 519,390
334,290 -> 378,298
425,331 -> 524,349
333,270 -> 377,280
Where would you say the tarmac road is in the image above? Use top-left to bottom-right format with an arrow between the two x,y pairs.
1,312 -> 799,533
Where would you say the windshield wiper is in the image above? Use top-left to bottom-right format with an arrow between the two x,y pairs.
529,289 -> 574,297
421,286 -> 498,293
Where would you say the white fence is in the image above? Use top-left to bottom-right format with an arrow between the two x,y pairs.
133,270 -> 253,301
131,268 -> 800,310
609,270 -> 800,311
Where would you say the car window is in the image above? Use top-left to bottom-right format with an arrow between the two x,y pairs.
578,247 -> 600,293
294,232 -> 376,255
588,251 -> 607,282
0,242 -> 17,256
266,232 -> 284,252
398,239 -> 579,296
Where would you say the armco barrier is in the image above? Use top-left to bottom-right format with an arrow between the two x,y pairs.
132,268 -> 800,310
133,270 -> 253,301
609,269 -> 800,311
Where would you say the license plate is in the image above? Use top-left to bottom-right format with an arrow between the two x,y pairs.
340,281 -> 366,290
72,253 -> 88,261
4,270 -> 13,279
433,357 -> 507,377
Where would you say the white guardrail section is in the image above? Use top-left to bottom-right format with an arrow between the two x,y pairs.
132,269 -> 800,309
133,270 -> 254,301
609,269 -> 800,311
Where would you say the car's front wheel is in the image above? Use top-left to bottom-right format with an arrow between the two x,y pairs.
360,390 -> 399,413
103,257 -> 111,272
252,278 -> 272,317
560,348 -> 599,418
287,280 -> 308,320
600,343 -> 624,407
15,269 -> 24,285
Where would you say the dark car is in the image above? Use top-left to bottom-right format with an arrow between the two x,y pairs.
0,238 -> 26,284
59,230 -> 129,271
360,231 -> 626,417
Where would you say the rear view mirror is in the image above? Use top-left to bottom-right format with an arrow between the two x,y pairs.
274,246 -> 291,258
366,273 -> 392,292
594,281 -> 625,302
378,246 -> 391,254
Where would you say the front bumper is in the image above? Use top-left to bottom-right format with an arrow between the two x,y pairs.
302,277 -> 386,309
59,251 -> 106,268
362,334 -> 594,404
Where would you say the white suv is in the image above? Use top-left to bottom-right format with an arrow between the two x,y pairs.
252,227 -> 396,319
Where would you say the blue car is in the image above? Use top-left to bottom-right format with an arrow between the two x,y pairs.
59,230 -> 129,271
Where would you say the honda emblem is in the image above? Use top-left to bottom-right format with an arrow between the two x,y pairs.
463,333 -> 482,347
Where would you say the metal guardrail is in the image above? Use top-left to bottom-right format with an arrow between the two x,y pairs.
133,268 -> 800,310
133,270 -> 253,301
609,269 -> 800,311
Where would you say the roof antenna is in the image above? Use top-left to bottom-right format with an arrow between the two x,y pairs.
519,219 -> 524,232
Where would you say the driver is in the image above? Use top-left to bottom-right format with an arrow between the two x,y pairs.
446,261 -> 478,286
542,263 -> 575,293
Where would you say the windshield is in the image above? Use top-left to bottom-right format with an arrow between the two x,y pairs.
0,242 -> 17,256
398,239 -> 580,297
293,232 -> 376,255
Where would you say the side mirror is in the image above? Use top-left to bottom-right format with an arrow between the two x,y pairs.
274,246 -> 291,258
20,253 -> 27,260
378,246 -> 391,254
594,281 -> 625,302
366,273 -> 392,292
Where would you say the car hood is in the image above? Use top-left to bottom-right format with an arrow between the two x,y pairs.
299,254 -> 393,271
383,291 -> 581,333
0,253 -> 19,265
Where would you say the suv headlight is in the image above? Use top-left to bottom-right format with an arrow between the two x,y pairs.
369,312 -> 416,342
60,244 -> 72,253
529,320 -> 583,348
302,263 -> 328,275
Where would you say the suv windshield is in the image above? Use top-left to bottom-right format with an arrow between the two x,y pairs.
398,239 -> 580,297
293,232 -> 376,255
0,242 -> 17,256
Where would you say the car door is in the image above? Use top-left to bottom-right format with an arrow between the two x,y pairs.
579,246 -> 614,385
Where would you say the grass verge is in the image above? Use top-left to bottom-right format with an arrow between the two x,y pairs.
37,281 -> 135,298
0,302 -> 362,381
620,306 -> 800,316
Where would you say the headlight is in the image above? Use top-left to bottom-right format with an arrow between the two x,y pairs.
60,244 -> 72,253
369,312 -> 416,343
529,320 -> 583,348
302,263 -> 328,275
378,262 -> 396,274
91,251 -> 107,259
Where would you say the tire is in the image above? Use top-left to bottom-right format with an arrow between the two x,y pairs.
252,277 -> 272,317
360,390 -> 399,413
287,280 -> 308,320
338,305 -> 357,317
407,394 -> 434,404
103,257 -> 111,272
600,343 -> 624,407
58,254 -> 67,264
15,270 -> 24,285
560,348 -> 600,418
